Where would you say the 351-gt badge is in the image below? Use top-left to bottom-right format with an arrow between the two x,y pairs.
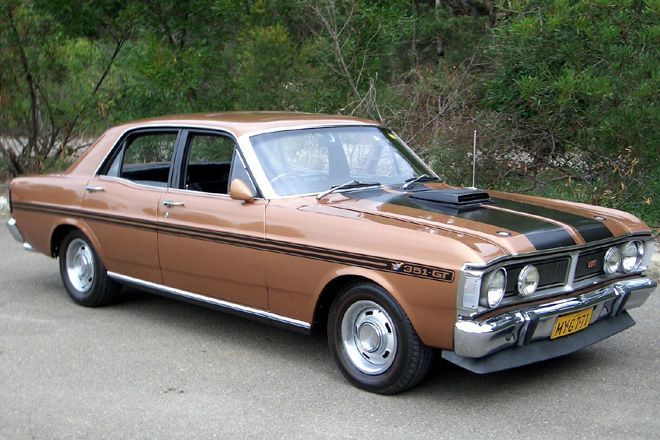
389,262 -> 454,282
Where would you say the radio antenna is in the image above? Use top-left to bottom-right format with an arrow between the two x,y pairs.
471,129 -> 477,189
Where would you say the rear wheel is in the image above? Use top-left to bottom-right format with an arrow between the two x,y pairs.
327,282 -> 434,394
58,230 -> 119,307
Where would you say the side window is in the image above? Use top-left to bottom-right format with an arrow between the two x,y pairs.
106,132 -> 177,187
184,134 -> 236,194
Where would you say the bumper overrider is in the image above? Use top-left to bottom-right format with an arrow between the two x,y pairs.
6,218 -> 33,251
443,277 -> 656,373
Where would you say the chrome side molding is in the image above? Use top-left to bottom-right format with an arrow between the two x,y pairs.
107,272 -> 312,332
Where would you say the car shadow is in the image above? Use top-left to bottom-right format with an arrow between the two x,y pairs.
76,284 -> 617,397
113,286 -> 329,352
413,349 -> 604,399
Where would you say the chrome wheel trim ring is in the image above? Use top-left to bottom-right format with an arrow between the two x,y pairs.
65,238 -> 95,293
340,300 -> 398,375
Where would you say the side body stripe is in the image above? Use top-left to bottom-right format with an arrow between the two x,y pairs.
12,201 -> 455,283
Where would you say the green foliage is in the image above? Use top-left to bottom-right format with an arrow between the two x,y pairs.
232,24 -> 300,110
481,0 -> 659,225
0,0 -> 657,225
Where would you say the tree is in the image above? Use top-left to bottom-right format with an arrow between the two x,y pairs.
0,0 -> 131,175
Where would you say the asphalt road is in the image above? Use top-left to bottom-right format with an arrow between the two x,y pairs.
0,224 -> 658,440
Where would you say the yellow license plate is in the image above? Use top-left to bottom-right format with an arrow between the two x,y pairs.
550,308 -> 593,339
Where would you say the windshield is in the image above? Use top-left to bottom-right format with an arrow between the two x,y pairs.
250,126 -> 430,196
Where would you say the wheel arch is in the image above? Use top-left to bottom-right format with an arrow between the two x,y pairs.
50,220 -> 107,265
312,269 -> 404,334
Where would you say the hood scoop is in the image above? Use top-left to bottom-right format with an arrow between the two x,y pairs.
407,188 -> 491,212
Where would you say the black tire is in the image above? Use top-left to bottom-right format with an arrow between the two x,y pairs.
327,282 -> 434,394
58,230 -> 120,307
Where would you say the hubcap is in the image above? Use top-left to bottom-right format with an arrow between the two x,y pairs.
341,300 -> 397,375
65,238 -> 95,293
357,322 -> 381,353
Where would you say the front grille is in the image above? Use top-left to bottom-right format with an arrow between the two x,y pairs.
505,257 -> 570,296
575,248 -> 606,280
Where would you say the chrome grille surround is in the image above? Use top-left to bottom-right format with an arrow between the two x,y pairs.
504,257 -> 570,296
457,234 -> 654,317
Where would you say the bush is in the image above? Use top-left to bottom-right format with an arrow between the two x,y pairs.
478,0 -> 659,225
1,0 -> 657,226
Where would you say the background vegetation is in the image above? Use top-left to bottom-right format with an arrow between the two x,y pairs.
1,0 -> 658,225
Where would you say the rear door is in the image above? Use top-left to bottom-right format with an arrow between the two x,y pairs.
157,130 -> 268,309
82,129 -> 180,283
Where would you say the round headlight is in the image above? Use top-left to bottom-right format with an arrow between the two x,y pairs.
517,264 -> 540,296
621,241 -> 644,273
485,268 -> 507,307
603,246 -> 621,274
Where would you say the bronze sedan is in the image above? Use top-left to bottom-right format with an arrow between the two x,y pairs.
6,112 -> 656,394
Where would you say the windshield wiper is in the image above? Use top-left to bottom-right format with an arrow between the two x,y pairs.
316,180 -> 381,200
401,174 -> 441,190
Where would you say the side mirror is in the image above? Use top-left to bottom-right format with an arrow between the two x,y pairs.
229,178 -> 254,203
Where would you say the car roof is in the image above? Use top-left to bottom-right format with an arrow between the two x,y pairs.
119,112 -> 381,137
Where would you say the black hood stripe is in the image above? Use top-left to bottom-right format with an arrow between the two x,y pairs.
341,188 -> 577,250
459,205 -> 577,250
491,198 -> 613,243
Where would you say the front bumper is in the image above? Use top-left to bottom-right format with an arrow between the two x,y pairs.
442,277 -> 656,373
6,218 -> 32,251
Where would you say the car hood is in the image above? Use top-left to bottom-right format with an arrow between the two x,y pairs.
322,184 -> 644,256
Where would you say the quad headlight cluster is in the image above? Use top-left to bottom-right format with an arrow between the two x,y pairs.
480,240 -> 647,309
482,263 -> 541,308
604,240 -> 644,274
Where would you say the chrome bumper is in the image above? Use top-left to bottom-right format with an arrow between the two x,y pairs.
6,218 -> 32,251
451,277 -> 656,359
6,218 -> 24,243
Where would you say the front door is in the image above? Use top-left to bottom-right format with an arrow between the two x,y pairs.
157,130 -> 268,309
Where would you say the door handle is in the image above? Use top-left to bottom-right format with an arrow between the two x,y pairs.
162,200 -> 185,207
85,186 -> 105,193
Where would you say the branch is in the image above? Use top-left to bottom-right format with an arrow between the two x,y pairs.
7,7 -> 39,162
60,36 -> 126,154
311,1 -> 362,100
156,3 -> 177,49
516,175 -> 589,194
0,140 -> 23,176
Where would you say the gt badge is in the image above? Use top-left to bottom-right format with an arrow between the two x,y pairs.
389,262 -> 454,282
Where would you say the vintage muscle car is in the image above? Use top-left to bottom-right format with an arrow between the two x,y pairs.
6,112 -> 656,394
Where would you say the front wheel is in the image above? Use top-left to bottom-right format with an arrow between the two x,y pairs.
58,230 -> 120,307
327,282 -> 434,394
